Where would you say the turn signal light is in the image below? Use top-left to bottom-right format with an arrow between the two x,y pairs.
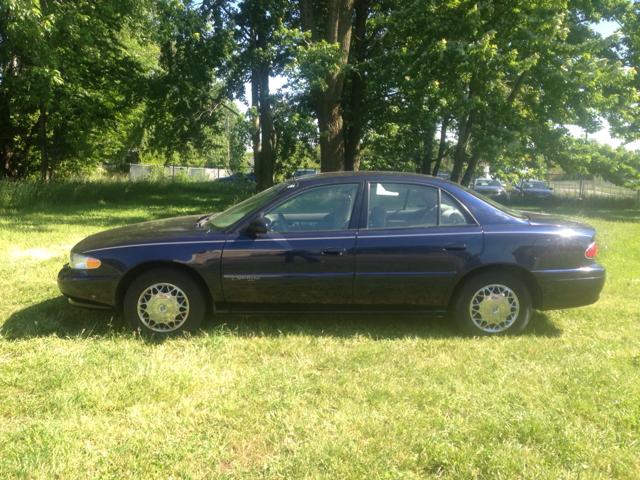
585,241 -> 597,259
70,252 -> 102,269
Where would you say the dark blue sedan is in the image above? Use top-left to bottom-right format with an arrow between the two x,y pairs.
58,172 -> 605,337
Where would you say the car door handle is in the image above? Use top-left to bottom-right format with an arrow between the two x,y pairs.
443,243 -> 467,251
322,247 -> 346,256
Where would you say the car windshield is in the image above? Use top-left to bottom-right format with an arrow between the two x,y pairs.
458,184 -> 527,219
475,180 -> 501,187
523,181 -> 549,189
206,182 -> 294,231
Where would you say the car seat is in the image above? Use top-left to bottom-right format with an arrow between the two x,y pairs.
333,197 -> 353,230
369,205 -> 387,228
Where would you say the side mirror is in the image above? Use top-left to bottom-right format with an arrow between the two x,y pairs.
549,187 -> 554,191
243,216 -> 268,235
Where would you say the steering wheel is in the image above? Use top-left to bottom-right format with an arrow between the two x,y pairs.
278,211 -> 289,232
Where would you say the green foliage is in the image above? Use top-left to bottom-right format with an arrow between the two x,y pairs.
0,0 -> 157,177
0,174 -> 253,210
361,0 -> 639,184
1,0 -> 640,185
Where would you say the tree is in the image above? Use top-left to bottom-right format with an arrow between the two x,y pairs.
297,0 -> 355,172
0,0 -> 155,178
223,0 -> 296,190
360,0 -> 635,185
143,0 -> 233,165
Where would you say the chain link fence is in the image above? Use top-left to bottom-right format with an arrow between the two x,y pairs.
129,164 -> 231,181
542,174 -> 640,199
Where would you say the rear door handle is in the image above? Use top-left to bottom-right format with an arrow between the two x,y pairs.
322,247 -> 346,256
443,243 -> 467,251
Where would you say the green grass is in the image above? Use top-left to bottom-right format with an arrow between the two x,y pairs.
1,178 -> 639,478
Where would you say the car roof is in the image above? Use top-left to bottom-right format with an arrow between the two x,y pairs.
293,171 -> 451,187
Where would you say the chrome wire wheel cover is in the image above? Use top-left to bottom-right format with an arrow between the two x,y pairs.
469,284 -> 520,333
137,283 -> 190,332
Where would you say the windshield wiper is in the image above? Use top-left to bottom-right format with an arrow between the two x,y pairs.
196,213 -> 219,228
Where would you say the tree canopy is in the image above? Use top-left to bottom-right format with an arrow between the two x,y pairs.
1,0 -> 638,188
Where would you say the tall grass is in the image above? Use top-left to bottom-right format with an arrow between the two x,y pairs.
0,175 -> 255,210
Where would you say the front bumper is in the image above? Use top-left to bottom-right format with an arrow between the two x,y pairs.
533,264 -> 606,310
57,264 -> 119,309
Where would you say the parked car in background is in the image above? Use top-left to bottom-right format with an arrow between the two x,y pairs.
58,172 -> 604,338
292,169 -> 318,179
218,172 -> 255,182
436,173 -> 450,180
513,180 -> 554,198
472,178 -> 509,199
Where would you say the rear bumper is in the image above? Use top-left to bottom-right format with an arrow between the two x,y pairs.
533,264 -> 606,310
57,265 -> 118,309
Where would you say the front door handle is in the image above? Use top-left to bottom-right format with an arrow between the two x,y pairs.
443,243 -> 467,251
322,247 -> 346,256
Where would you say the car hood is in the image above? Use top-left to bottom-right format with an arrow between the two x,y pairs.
520,211 -> 594,231
72,214 -> 217,253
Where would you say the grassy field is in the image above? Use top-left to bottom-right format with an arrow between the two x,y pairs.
0,178 -> 639,479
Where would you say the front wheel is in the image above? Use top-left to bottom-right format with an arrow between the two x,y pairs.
453,273 -> 532,336
124,268 -> 206,337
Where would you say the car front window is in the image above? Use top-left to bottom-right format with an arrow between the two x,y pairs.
266,184 -> 359,232
206,182 -> 294,230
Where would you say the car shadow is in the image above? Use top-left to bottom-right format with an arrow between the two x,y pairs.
214,309 -> 561,340
1,297 -> 562,340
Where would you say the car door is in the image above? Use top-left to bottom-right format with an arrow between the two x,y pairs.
220,183 -> 363,307
354,182 -> 484,307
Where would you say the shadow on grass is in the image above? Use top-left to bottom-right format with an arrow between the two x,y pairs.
1,297 -> 562,341
1,297 -> 125,339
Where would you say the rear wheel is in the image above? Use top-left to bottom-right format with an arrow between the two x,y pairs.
453,273 -> 531,336
124,268 -> 206,337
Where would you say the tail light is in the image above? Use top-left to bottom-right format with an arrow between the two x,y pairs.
585,241 -> 597,259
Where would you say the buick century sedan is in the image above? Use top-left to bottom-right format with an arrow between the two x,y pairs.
58,172 -> 605,337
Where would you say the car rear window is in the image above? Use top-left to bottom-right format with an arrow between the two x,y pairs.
458,184 -> 527,219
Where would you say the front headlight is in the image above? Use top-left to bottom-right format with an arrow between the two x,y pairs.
70,252 -> 101,269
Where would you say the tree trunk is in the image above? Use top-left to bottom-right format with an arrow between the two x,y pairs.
419,123 -> 437,175
251,68 -> 262,188
299,0 -> 355,173
432,116 -> 449,176
51,126 -> 59,178
449,112 -> 475,183
0,79 -> 16,177
460,152 -> 480,187
259,66 -> 276,190
344,0 -> 367,171
39,102 -> 48,180
421,154 -> 432,175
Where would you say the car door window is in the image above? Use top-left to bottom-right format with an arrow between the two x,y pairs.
368,183 -> 438,229
441,191 -> 474,225
266,184 -> 359,232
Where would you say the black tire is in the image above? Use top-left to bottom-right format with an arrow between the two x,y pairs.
124,268 -> 207,337
453,273 -> 532,336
